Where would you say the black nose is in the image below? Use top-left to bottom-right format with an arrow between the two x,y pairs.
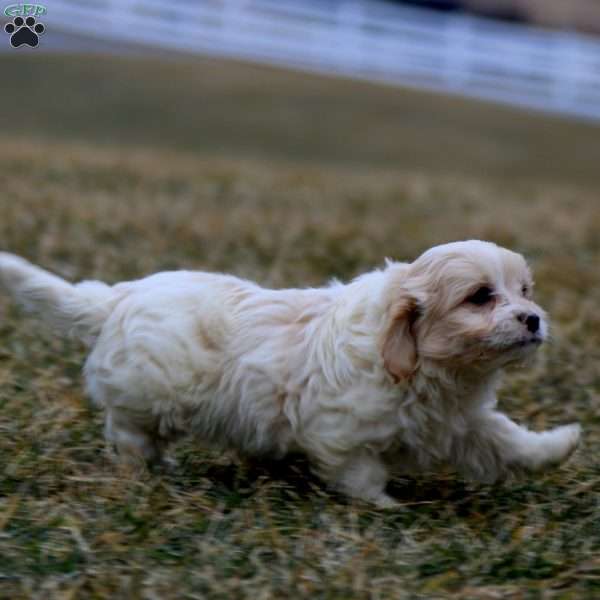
518,313 -> 540,333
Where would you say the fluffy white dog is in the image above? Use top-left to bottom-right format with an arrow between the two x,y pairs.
0,241 -> 580,506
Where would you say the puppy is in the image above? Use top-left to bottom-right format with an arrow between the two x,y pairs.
0,241 -> 580,506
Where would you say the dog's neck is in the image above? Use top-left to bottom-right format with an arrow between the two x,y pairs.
412,361 -> 502,412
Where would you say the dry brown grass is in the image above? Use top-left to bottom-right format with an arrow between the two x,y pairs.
1,54 -> 600,599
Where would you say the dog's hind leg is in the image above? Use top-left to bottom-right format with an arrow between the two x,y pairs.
104,408 -> 164,467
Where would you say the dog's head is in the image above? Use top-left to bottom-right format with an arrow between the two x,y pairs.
381,240 -> 547,381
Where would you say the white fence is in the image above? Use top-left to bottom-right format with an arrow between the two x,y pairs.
42,0 -> 600,121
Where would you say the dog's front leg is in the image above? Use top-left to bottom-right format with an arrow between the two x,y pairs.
453,410 -> 581,483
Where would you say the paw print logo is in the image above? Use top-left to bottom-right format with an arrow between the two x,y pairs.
4,16 -> 45,48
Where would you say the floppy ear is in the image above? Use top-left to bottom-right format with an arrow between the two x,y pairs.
381,296 -> 419,382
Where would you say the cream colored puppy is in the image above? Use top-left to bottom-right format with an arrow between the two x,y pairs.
0,241 -> 580,506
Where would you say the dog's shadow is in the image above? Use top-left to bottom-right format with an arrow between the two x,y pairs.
168,449 -> 496,515
387,476 -> 484,513
169,451 -> 326,506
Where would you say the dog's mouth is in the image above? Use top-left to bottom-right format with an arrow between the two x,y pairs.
475,335 -> 543,363
498,336 -> 544,364
508,336 -> 543,350
481,333 -> 544,355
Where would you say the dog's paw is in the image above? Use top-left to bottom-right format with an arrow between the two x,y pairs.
553,423 -> 581,459
152,454 -> 179,474
539,423 -> 581,468
372,492 -> 400,510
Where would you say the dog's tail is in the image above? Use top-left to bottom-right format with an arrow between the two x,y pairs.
0,252 -> 118,346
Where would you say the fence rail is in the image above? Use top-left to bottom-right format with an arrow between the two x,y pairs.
42,0 -> 600,121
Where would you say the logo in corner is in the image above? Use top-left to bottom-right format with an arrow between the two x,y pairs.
4,4 -> 46,47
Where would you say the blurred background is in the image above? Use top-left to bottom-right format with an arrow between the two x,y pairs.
2,0 -> 600,194
6,0 -> 600,118
2,0 -> 600,180
2,1 -> 600,598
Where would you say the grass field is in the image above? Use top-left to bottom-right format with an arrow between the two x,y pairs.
1,52 -> 600,599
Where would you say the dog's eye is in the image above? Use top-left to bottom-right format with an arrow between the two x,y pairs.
522,284 -> 530,296
466,286 -> 494,305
